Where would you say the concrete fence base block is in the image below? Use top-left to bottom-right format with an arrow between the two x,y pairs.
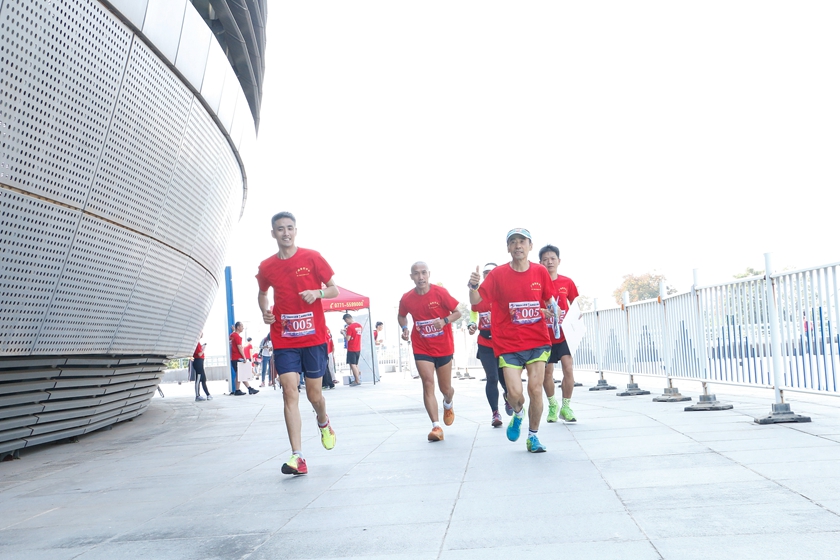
653,387 -> 692,402
755,403 -> 811,424
589,378 -> 616,391
684,394 -> 733,411
617,383 -> 651,397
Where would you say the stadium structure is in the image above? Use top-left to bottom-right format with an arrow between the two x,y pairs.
0,0 -> 266,457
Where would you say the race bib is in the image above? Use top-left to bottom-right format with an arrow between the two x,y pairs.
545,308 -> 567,325
416,318 -> 444,338
510,301 -> 542,325
478,311 -> 492,330
281,312 -> 315,338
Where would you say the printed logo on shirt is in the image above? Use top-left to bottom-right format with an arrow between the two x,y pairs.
296,267 -> 311,277
427,300 -> 442,311
530,282 -> 543,292
416,318 -> 444,338
281,312 -> 315,337
509,301 -> 542,325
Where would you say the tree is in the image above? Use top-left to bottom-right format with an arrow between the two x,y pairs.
577,295 -> 593,312
733,267 -> 764,279
613,273 -> 677,305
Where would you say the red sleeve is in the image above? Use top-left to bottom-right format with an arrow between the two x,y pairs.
398,294 -> 409,317
256,260 -> 271,292
541,267 -> 554,303
440,287 -> 459,314
477,271 -> 495,305
569,280 -> 579,303
313,251 -> 335,286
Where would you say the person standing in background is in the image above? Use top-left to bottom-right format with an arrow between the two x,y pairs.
259,334 -> 273,387
230,323 -> 258,396
193,331 -> 211,401
343,314 -> 363,386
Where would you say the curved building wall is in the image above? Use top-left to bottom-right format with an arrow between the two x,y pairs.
0,0 -> 257,456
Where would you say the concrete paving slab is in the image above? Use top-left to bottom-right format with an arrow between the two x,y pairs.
3,373 -> 840,559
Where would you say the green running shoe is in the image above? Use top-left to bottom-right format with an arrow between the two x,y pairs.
526,434 -> 546,453
560,404 -> 576,422
546,400 -> 559,423
320,423 -> 336,450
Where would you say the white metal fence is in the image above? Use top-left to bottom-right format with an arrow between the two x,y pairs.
574,255 -> 840,406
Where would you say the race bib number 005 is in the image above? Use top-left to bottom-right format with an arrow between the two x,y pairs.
510,301 -> 542,325
281,312 -> 315,338
416,318 -> 444,338
478,311 -> 492,330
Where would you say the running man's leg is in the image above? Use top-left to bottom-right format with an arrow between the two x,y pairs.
503,366 -> 525,413
477,345 -> 500,412
434,357 -> 455,425
277,370 -> 303,451
416,360 -> 440,423
560,355 -> 575,398
544,362 -> 556,399
525,360 -> 546,431
304,377 -> 328,425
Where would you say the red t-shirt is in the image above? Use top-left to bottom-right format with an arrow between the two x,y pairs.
398,284 -> 459,357
477,262 -> 554,355
326,328 -> 334,354
230,332 -> 244,360
244,343 -> 253,360
193,342 -> 205,360
346,322 -> 362,352
471,299 -> 494,350
547,274 -> 580,344
255,247 -> 335,349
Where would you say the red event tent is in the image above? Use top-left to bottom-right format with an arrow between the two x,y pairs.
321,286 -> 378,384
320,286 -> 370,312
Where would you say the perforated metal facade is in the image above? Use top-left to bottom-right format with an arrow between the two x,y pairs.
0,0 -> 255,456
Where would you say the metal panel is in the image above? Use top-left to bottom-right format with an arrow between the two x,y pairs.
216,66 -> 240,133
0,0 -> 131,207
87,37 -> 193,234
110,242 -> 187,354
155,99 -> 219,256
0,190 -> 80,354
175,3 -> 212,91
158,259 -> 215,355
141,0 -> 186,63
34,215 -> 149,354
200,38 -> 228,114
106,0 -> 148,28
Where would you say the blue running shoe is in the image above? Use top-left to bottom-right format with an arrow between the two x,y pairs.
526,434 -> 546,453
507,415 -> 522,442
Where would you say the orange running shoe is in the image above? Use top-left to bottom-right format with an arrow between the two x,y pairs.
443,405 -> 455,426
428,426 -> 444,441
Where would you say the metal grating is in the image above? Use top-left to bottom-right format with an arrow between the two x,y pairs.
190,132 -> 238,278
0,189 -> 80,354
34,215 -> 149,354
0,0 -> 131,207
110,242 -> 187,354
155,99 -> 220,256
86,36 -> 192,234
157,259 -> 214,355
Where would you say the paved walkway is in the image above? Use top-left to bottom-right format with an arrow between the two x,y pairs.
3,371 -> 840,559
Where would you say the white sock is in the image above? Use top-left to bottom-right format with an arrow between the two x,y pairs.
432,422 -> 441,428
443,400 -> 453,410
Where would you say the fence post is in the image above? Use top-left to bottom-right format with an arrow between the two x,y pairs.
589,298 -> 616,391
755,253 -> 811,424
685,269 -> 733,411
654,281 -> 691,402
617,291 -> 650,396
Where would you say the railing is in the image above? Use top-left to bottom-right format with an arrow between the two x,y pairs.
572,254 -> 840,421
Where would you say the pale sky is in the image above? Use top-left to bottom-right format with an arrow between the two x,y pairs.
202,1 -> 840,352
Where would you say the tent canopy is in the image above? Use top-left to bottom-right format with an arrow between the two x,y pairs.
322,285 -> 370,312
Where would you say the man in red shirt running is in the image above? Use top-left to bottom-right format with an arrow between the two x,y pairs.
467,263 -> 509,428
257,211 -> 339,476
468,228 -> 557,453
230,322 -> 258,395
540,244 -> 580,423
398,262 -> 462,442
342,313 -> 363,386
